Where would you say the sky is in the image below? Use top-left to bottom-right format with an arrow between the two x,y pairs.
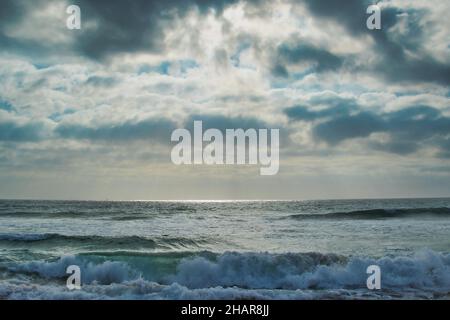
0,0 -> 449,200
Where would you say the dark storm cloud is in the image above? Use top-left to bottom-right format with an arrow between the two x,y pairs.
0,0 -> 30,53
285,96 -> 450,156
55,118 -> 177,143
302,0 -> 450,85
284,106 -> 324,121
0,120 -> 48,142
55,114 -> 290,145
0,0 -> 241,60
0,34 -> 58,59
303,0 -> 373,35
0,99 -> 15,112
0,98 -> 49,143
2,0 -> 448,86
0,0 -> 24,26
310,105 -> 450,155
385,106 -> 449,139
284,96 -> 359,121
0,0 -> 61,58
72,0 -> 240,60
271,42 -> 344,77
313,112 -> 384,145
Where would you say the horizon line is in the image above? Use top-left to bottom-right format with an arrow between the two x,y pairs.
1,196 -> 450,202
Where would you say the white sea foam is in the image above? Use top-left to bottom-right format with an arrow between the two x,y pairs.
2,250 -> 449,299
172,250 -> 450,291
0,278 -> 394,300
9,255 -> 136,285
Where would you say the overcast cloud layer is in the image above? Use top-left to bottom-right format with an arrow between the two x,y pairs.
0,0 -> 449,200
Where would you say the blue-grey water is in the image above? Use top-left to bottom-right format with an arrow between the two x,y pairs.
0,198 -> 449,299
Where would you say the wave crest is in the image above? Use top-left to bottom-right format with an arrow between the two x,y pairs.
287,207 -> 450,220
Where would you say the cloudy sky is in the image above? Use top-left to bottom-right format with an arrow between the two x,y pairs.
0,0 -> 449,200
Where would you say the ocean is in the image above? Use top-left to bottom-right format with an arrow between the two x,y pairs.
0,198 -> 449,300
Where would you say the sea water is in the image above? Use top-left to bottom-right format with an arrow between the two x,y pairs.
0,198 -> 449,299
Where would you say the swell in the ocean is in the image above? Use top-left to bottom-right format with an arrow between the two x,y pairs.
0,202 -> 197,219
0,233 -> 212,250
287,207 -> 450,220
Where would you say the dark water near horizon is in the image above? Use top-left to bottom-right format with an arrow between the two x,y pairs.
0,198 -> 449,299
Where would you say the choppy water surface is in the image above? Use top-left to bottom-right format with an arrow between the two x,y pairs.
0,199 -> 449,299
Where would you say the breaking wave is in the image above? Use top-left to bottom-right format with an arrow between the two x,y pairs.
2,250 -> 449,299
